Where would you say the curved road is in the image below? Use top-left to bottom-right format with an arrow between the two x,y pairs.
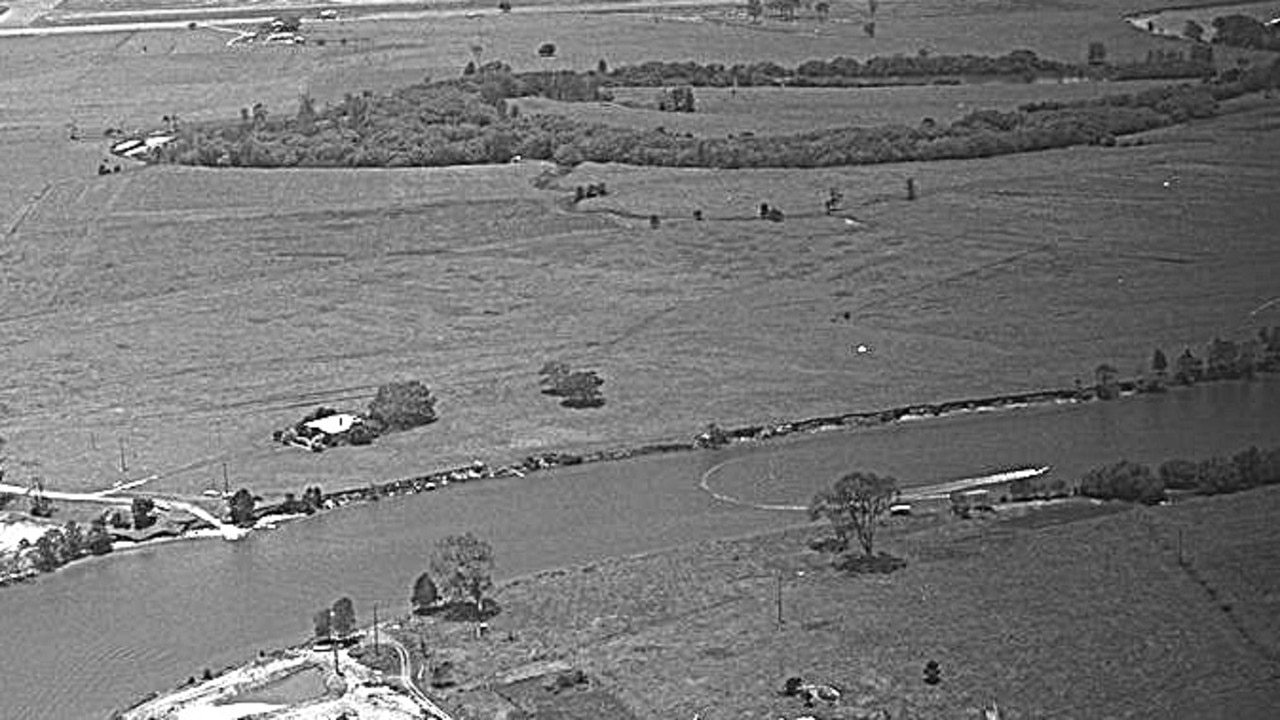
375,630 -> 454,720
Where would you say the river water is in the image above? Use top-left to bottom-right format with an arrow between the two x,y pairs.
1,380 -> 1277,720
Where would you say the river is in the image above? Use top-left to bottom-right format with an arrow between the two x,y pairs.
0,379 -> 1277,720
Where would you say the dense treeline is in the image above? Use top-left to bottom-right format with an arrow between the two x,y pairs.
148,56 -> 1280,170
1079,445 -> 1280,504
603,50 -> 1213,86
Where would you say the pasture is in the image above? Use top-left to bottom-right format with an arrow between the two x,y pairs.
517,78 -> 1181,136
410,485 -> 1280,719
0,0 -> 1278,503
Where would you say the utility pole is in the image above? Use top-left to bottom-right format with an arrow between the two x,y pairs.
373,602 -> 380,655
222,462 -> 230,496
118,438 -> 127,473
776,571 -> 784,628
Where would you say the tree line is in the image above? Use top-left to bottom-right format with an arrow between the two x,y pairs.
1079,445 -> 1280,504
146,56 -> 1279,171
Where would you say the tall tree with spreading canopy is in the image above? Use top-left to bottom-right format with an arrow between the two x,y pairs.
809,472 -> 899,557
429,532 -> 495,613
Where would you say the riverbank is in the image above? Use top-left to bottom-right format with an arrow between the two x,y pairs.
3,367 -> 1271,588
117,483 -> 1280,719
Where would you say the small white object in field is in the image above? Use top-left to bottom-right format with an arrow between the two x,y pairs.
855,344 -> 869,354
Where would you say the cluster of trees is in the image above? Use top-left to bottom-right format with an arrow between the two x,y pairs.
1079,445 -> 1280,503
226,485 -> 325,527
314,596 -> 358,642
1119,328 -> 1280,396
416,532 -> 495,616
1210,14 -> 1280,52
539,361 -> 606,408
2,518 -> 115,578
367,380 -> 439,432
149,55 -> 1279,171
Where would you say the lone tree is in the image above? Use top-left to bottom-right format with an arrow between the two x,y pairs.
367,380 -> 438,431
131,496 -> 156,530
1151,348 -> 1168,379
809,472 -> 899,557
429,532 -> 495,614
331,596 -> 356,639
411,571 -> 441,614
1094,363 -> 1120,400
228,488 -> 256,527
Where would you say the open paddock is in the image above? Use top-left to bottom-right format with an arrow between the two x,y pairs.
518,78 -> 1182,137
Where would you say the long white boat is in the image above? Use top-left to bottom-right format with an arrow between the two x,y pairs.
902,465 -> 1051,501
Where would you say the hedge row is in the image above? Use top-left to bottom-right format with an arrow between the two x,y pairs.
146,58 -> 1280,170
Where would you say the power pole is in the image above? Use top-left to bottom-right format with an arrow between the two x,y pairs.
222,462 -> 230,496
373,602 -> 380,655
118,438 -> 127,473
776,571 -> 784,628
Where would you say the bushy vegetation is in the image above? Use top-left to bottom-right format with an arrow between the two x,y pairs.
429,532 -> 495,617
539,361 -> 605,408
0,517 -> 113,580
367,380 -> 438,431
1211,14 -> 1280,52
1079,445 -> 1280,503
146,54 -> 1279,172
1079,460 -> 1166,504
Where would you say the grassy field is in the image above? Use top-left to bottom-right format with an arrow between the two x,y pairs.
1,0 -> 1278,503
515,78 -> 1182,136
396,487 -> 1280,719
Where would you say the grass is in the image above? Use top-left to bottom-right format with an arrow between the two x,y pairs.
397,487 -> 1280,719
514,78 -> 1183,137
1,0 -> 1278,506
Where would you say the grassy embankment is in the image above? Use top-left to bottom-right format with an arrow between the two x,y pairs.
392,486 -> 1280,719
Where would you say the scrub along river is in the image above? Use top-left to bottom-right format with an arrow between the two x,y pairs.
1,379 -> 1277,720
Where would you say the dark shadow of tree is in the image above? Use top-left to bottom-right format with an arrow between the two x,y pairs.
440,598 -> 503,622
836,552 -> 907,575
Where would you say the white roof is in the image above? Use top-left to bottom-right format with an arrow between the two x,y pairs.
303,413 -> 360,435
